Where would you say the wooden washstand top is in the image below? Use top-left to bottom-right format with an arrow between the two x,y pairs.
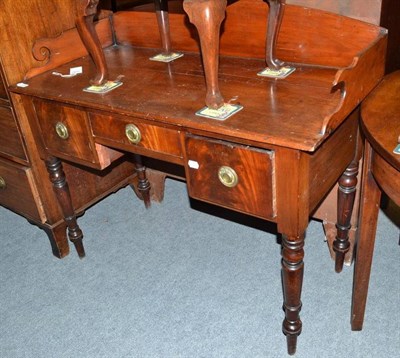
11,1 -> 387,152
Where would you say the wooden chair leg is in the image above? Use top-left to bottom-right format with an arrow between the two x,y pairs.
154,0 -> 173,56
183,0 -> 226,109
76,0 -> 109,85
265,0 -> 286,70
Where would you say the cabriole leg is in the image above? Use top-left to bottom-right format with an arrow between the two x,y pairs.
183,0 -> 227,109
76,0 -> 109,85
265,0 -> 286,70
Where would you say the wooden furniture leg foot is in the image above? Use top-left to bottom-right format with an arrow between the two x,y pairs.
281,235 -> 304,355
45,157 -> 85,258
351,143 -> 380,330
154,0 -> 172,55
334,160 -> 359,272
43,221 -> 70,258
130,169 -> 167,203
183,0 -> 227,109
76,0 -> 109,85
133,154 -> 151,208
265,0 -> 286,70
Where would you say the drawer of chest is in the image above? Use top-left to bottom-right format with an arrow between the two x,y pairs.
34,100 -> 100,166
0,105 -> 27,161
0,158 -> 42,221
90,113 -> 183,162
184,135 -> 276,220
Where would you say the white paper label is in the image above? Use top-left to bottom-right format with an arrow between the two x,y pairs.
188,160 -> 199,169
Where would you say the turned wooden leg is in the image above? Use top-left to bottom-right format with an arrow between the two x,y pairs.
45,157 -> 85,258
265,0 -> 286,70
133,154 -> 151,209
281,235 -> 304,355
76,0 -> 109,85
154,0 -> 172,55
351,143 -> 380,330
334,160 -> 359,272
183,0 -> 226,109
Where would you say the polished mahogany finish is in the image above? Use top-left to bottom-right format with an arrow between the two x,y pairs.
0,0 -> 138,258
351,70 -> 400,331
9,1 -> 386,354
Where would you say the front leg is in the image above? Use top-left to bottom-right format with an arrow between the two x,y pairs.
265,0 -> 286,70
45,156 -> 85,258
281,234 -> 304,355
183,0 -> 227,109
333,160 -> 359,272
76,0 -> 109,85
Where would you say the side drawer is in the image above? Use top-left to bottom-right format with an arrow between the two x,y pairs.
184,135 -> 276,220
0,105 -> 27,161
34,100 -> 100,165
0,158 -> 43,221
90,112 -> 183,162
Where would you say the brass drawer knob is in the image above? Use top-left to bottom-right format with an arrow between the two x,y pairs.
125,124 -> 142,144
55,122 -> 69,140
218,166 -> 239,188
0,176 -> 6,190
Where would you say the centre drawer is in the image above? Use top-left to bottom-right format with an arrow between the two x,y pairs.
184,135 -> 276,220
90,112 -> 183,163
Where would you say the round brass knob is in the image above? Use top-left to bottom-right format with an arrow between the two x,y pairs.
125,124 -> 142,144
0,176 -> 6,190
218,166 -> 239,188
55,122 -> 69,140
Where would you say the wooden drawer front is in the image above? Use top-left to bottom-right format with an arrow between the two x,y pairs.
0,105 -> 27,161
0,158 -> 41,220
184,135 -> 276,220
34,100 -> 98,164
90,113 -> 182,160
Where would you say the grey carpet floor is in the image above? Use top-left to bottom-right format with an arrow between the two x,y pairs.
0,178 -> 399,358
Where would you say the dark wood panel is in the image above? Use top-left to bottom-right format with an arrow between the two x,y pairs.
0,106 -> 27,162
380,0 -> 400,73
0,0 -> 112,85
308,109 -> 359,212
0,158 -> 41,221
